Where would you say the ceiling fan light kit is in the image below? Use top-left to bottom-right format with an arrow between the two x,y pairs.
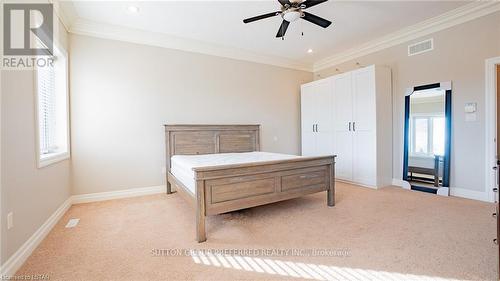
282,10 -> 302,22
243,0 -> 332,39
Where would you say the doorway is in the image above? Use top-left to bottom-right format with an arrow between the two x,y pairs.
485,57 -> 500,203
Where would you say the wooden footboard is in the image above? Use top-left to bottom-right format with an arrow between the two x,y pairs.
194,156 -> 335,242
165,125 -> 336,242
168,156 -> 335,242
196,157 -> 335,214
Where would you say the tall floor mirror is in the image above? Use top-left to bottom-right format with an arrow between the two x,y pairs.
403,82 -> 451,195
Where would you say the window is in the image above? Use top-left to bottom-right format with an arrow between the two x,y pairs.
36,44 -> 69,168
410,115 -> 445,157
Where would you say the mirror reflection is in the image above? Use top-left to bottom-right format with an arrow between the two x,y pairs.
407,89 -> 445,189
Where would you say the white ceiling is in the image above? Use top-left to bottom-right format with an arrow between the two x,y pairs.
61,1 -> 469,67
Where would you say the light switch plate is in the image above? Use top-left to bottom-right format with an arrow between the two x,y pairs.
465,113 -> 477,122
465,102 -> 477,113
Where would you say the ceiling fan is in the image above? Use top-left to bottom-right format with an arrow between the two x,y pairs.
243,0 -> 332,39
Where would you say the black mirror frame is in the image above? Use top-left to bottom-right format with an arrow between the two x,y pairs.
402,82 -> 452,188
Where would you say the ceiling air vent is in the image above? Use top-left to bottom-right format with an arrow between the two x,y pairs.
408,39 -> 433,56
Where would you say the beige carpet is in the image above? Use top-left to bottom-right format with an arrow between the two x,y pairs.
16,183 -> 497,281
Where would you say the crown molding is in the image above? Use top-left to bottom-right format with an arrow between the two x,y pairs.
61,1 -> 499,73
69,18 -> 313,72
313,1 -> 500,72
50,0 -> 78,32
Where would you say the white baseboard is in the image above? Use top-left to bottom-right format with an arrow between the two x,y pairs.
450,187 -> 491,202
72,185 -> 166,204
0,197 -> 72,277
335,179 -> 377,189
0,185 -> 166,277
391,178 -> 411,189
392,178 -> 492,202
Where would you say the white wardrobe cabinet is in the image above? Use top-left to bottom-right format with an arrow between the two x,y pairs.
301,65 -> 392,188
301,77 -> 334,157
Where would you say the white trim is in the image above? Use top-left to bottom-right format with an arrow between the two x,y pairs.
50,0 -> 78,32
57,1 -> 500,72
0,198 -> 72,277
405,87 -> 413,97
408,81 -> 452,96
436,186 -> 449,197
69,19 -> 312,72
450,187 -> 490,202
0,185 -> 167,276
72,185 -> 166,204
314,1 -> 500,71
393,178 -> 490,201
0,34 -> 3,266
440,81 -> 452,91
38,151 -> 70,168
34,42 -> 71,169
336,179 -> 377,189
485,57 -> 500,203
392,178 -> 411,190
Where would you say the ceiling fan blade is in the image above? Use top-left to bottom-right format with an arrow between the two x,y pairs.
276,20 -> 290,38
302,12 -> 331,28
277,0 -> 291,7
301,0 -> 328,9
243,12 -> 280,23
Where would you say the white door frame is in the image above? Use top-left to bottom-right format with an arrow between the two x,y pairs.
485,56 -> 500,203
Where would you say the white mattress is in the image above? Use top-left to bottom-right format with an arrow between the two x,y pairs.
171,152 -> 301,194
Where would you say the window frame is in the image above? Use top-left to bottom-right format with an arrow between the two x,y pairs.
34,41 -> 70,168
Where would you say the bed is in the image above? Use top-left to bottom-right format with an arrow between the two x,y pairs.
408,155 -> 443,187
165,124 -> 336,242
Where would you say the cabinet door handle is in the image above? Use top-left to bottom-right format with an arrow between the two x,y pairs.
312,124 -> 315,132
493,212 -> 497,218
315,124 -> 319,132
494,238 -> 498,245
353,122 -> 356,131
348,122 -> 351,131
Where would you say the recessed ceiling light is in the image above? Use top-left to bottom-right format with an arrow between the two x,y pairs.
127,6 -> 139,14
307,49 -> 313,54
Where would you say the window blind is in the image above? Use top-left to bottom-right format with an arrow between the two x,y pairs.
37,62 -> 56,155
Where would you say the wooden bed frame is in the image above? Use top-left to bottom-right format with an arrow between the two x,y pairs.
165,124 -> 336,242
408,155 -> 442,187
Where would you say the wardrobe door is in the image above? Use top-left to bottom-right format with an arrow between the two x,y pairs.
301,85 -> 317,156
315,78 -> 335,156
333,73 -> 353,181
352,67 -> 377,186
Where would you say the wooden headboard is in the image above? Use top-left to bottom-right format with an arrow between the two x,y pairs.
164,124 -> 260,168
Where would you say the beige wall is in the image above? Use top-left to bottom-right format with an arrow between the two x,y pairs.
69,34 -> 312,195
315,12 -> 500,193
1,20 -> 71,264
